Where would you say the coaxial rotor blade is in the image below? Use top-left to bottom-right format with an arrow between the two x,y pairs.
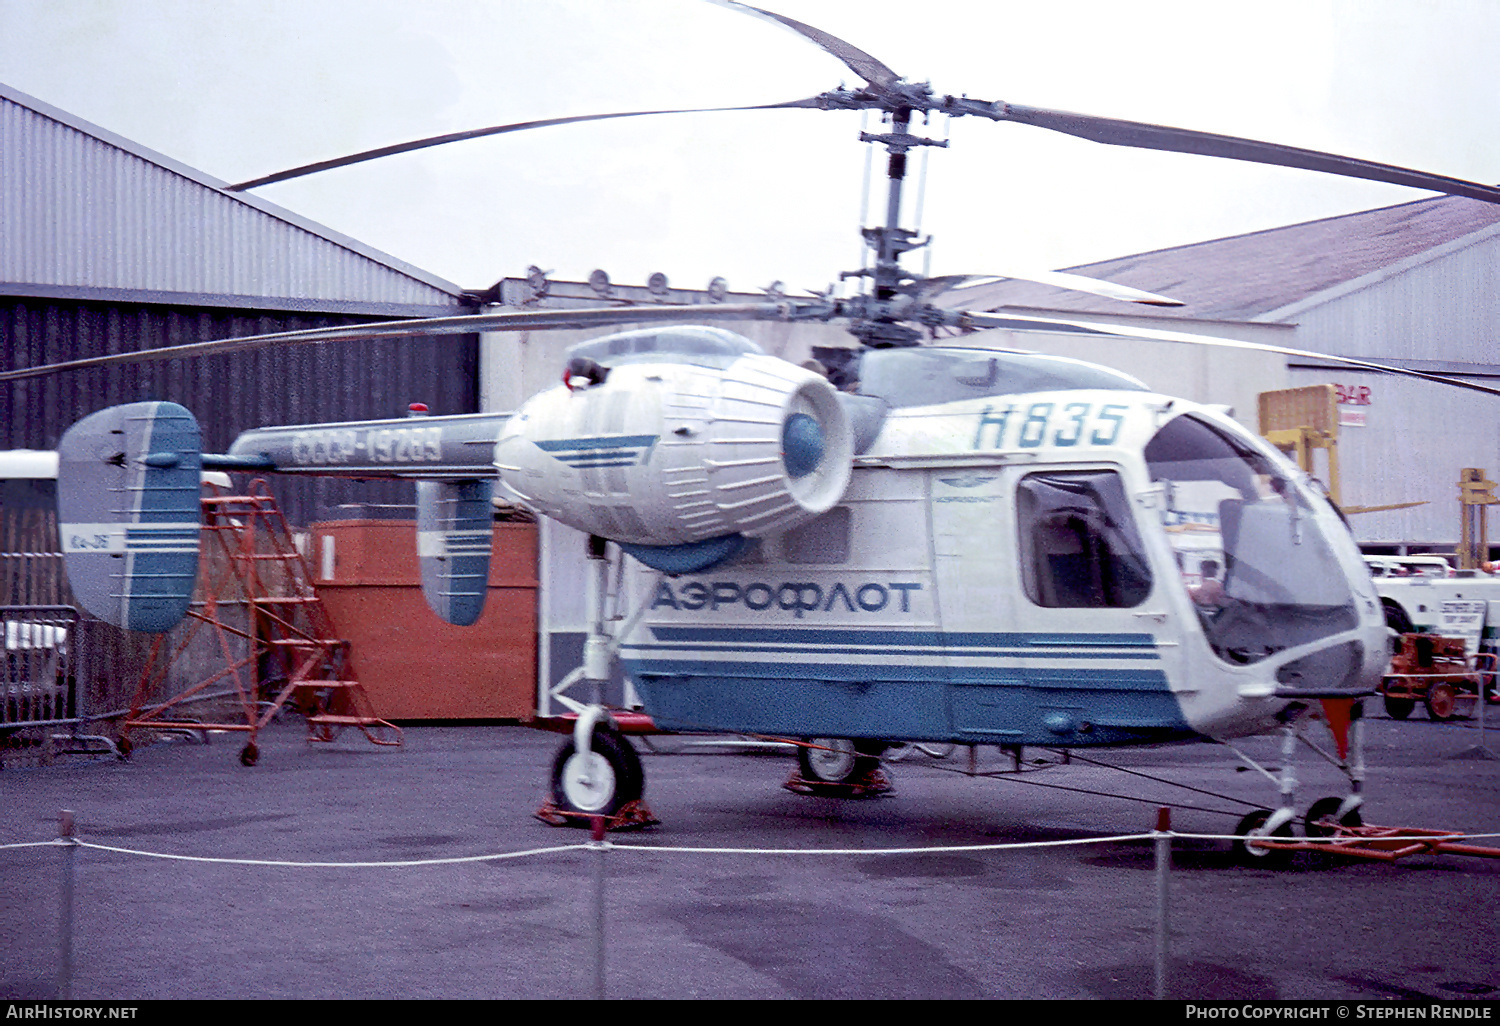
0,303 -> 801,383
912,272 -> 1182,307
950,98 -> 1500,206
1341,501 -> 1429,515
706,5 -> 1500,206
711,1 -> 900,90
228,97 -> 828,191
959,310 -> 1500,398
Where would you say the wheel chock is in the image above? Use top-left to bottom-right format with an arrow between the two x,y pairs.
534,798 -> 660,831
782,767 -> 894,798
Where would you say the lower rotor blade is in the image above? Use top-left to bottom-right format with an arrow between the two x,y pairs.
960,310 -> 1500,399
1341,501 -> 1429,515
917,271 -> 1182,307
0,303 -> 798,383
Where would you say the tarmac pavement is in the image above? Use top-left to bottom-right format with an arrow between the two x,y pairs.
1,710 -> 1497,1000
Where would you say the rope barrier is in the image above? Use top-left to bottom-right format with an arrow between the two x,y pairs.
609,833 -> 1158,855
0,839 -> 66,851
4,827 -> 1497,867
9,811 -> 1499,1001
68,839 -> 591,868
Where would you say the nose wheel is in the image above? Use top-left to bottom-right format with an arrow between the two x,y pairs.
1231,809 -> 1295,868
1303,795 -> 1363,838
1224,703 -> 1368,868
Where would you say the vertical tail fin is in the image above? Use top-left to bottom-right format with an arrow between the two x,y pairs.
415,479 -> 494,626
57,403 -> 202,632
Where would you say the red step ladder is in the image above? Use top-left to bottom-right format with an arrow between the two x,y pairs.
122,479 -> 402,765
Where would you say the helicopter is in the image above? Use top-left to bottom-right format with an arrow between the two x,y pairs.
8,1 -> 1500,860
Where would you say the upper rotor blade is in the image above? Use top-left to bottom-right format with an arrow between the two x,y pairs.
0,304 -> 799,383
711,1 -> 900,90
969,100 -> 1500,206
914,272 -> 1182,307
228,97 -> 827,192
960,310 -> 1500,399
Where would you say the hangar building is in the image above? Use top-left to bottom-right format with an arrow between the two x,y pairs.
0,82 -> 480,527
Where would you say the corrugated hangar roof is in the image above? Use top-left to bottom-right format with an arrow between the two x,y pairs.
945,195 -> 1500,323
0,83 -> 469,317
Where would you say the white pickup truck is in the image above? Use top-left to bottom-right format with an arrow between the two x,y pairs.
1366,556 -> 1500,646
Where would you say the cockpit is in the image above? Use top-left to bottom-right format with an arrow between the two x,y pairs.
1143,413 -> 1360,672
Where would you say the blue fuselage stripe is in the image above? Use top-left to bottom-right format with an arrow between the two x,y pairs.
624,657 -> 1168,687
624,643 -> 1158,660
535,434 -> 658,452
641,626 -> 1157,649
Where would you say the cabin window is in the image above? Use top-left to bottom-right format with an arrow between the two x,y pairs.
1017,471 -> 1151,608
783,506 -> 851,564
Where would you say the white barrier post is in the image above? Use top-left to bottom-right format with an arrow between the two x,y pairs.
57,809 -> 76,1000
591,815 -> 607,1000
1153,806 -> 1171,1000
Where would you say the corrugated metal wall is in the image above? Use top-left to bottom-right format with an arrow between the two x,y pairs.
1,296 -> 479,527
1291,234 -> 1500,365
1287,235 -> 1500,548
1,86 -> 463,313
0,85 -> 492,742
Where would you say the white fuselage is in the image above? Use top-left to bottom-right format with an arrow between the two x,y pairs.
617,387 -> 1387,745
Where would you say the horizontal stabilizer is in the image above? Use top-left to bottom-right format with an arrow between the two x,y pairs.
57,403 -> 203,632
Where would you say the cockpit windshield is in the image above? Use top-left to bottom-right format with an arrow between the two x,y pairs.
855,348 -> 1148,409
1144,415 -> 1357,665
567,327 -> 765,371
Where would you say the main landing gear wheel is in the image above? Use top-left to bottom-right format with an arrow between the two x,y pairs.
1383,695 -> 1415,720
549,726 -> 644,819
797,738 -> 881,784
1232,809 -> 1294,868
1425,683 -> 1459,721
1303,796 -> 1363,838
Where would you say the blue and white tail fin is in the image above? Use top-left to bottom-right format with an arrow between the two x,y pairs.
56,402 -> 203,632
416,479 -> 494,626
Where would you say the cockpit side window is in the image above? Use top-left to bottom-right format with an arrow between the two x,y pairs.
1017,471 -> 1152,608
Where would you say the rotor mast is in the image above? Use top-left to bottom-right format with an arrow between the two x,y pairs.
842,102 -> 949,346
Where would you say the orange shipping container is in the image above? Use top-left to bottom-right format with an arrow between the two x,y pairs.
309,520 -> 538,720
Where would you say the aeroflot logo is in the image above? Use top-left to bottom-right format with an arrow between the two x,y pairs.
652,580 -> 922,618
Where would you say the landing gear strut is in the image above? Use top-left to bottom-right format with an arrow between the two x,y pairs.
1225,698 -> 1367,867
535,536 -> 658,830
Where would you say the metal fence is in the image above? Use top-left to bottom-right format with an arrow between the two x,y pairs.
2,605 -> 80,729
1,494 -> 225,761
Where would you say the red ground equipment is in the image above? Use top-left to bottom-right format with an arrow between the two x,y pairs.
1379,633 -> 1496,721
121,479 -> 401,765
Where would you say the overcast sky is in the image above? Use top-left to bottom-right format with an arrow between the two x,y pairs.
3,0 -> 1498,296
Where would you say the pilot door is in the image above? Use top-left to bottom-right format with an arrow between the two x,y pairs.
931,464 -> 1194,747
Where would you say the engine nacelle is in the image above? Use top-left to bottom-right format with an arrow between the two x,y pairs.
494,345 -> 853,549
